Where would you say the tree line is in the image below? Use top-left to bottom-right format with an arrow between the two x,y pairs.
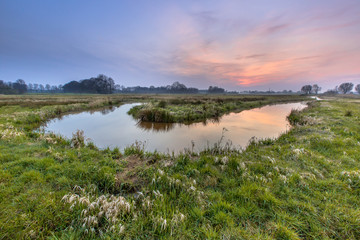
301,82 -> 360,95
1,75 -> 359,95
0,75 -> 226,95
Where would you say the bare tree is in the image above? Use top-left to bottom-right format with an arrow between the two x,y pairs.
338,82 -> 353,94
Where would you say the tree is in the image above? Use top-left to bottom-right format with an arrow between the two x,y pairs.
39,84 -> 45,92
338,82 -> 353,94
45,84 -> 51,91
12,79 -> 27,94
312,84 -> 321,94
62,74 -> 115,94
0,80 -> 14,94
301,85 -> 312,94
208,86 -> 225,94
63,81 -> 82,93
355,84 -> 360,94
28,83 -> 33,91
33,84 -> 39,92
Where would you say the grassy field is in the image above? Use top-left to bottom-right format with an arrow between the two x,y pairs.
0,94 -> 359,239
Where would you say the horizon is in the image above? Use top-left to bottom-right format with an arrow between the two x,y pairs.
1,0 -> 360,91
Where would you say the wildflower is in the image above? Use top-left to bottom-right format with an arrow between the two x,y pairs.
221,156 -> 229,164
109,225 -> 116,232
158,169 -> 164,176
267,156 -> 276,164
279,175 -> 287,183
161,219 -> 167,231
119,224 -> 125,233
28,230 -> 36,238
240,162 -> 246,169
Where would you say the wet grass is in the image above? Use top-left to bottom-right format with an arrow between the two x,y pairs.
0,94 -> 359,239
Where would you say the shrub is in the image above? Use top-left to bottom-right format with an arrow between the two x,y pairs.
157,100 -> 167,108
287,109 -> 306,125
344,110 -> 352,117
71,130 -> 86,148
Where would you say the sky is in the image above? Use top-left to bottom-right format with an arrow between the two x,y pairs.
1,0 -> 360,91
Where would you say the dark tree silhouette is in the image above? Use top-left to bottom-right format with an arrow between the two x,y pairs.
0,80 -> 14,94
208,86 -> 225,94
301,85 -> 312,94
312,84 -> 321,94
338,82 -> 353,94
63,74 -> 115,94
12,79 -> 28,94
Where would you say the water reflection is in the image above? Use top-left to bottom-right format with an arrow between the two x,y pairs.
45,102 -> 306,152
136,121 -> 176,132
55,106 -> 116,121
137,116 -> 221,132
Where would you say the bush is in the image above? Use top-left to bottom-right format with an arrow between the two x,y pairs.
287,109 -> 306,125
344,110 -> 352,117
157,100 -> 167,108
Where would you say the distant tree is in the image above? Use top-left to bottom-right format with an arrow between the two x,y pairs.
45,84 -> 51,91
63,81 -> 82,93
50,85 -> 57,92
208,86 -> 225,94
0,80 -> 14,94
301,85 -> 312,94
166,81 -> 187,93
338,82 -> 353,94
33,84 -> 39,92
312,84 -> 321,94
28,83 -> 33,91
354,84 -> 360,94
63,74 -> 115,94
12,79 -> 27,94
323,89 -> 338,95
39,84 -> 45,92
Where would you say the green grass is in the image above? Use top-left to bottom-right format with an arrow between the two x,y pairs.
127,95 -> 309,123
0,94 -> 359,239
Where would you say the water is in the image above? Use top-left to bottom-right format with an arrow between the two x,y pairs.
45,102 -> 307,152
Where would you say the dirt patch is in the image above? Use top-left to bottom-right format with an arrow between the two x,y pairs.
115,155 -> 154,192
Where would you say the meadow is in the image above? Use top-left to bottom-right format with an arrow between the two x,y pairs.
0,94 -> 359,239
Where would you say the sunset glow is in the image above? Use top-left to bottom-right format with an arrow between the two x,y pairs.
1,0 -> 360,90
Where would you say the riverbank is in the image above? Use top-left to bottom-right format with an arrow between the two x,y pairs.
0,95 -> 359,239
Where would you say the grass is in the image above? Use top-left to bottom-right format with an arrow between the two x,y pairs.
127,95 -> 309,123
0,94 -> 359,239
